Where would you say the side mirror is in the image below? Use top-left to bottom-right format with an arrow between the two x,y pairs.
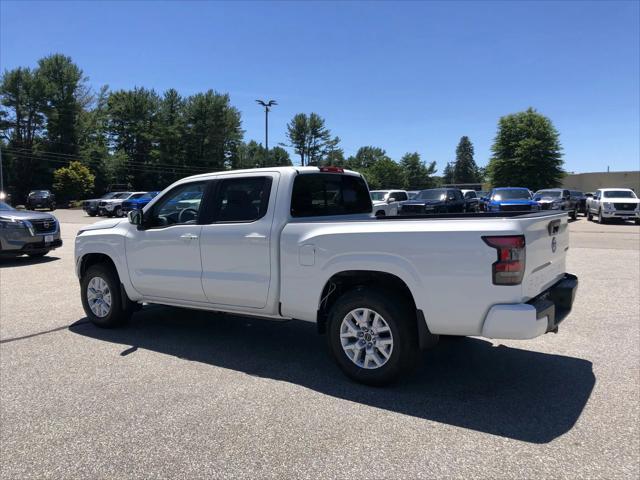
387,197 -> 396,203
128,209 -> 143,226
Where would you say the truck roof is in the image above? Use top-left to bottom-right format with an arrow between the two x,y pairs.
181,166 -> 363,181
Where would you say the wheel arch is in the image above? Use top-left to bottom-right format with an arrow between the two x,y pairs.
316,270 -> 437,349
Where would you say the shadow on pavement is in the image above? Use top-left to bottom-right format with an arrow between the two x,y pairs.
0,255 -> 60,267
69,306 -> 595,444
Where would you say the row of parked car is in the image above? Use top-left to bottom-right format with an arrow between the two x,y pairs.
83,191 -> 159,217
369,186 -> 639,223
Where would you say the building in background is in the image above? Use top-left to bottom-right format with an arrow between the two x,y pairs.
562,171 -> 640,193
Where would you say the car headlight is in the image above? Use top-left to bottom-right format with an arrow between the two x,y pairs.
0,217 -> 26,229
0,217 -> 35,235
603,202 -> 614,209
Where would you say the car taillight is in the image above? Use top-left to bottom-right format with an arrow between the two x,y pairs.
482,235 -> 526,285
319,166 -> 344,173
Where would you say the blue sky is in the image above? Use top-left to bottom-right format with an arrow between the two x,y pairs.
1,0 -> 638,173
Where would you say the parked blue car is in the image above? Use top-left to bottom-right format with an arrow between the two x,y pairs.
485,187 -> 540,212
122,191 -> 159,213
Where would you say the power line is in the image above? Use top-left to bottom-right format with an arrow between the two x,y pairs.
1,150 -> 210,177
2,147 -> 213,175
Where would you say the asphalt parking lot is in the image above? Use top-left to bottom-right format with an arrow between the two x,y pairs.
1,210 -> 639,479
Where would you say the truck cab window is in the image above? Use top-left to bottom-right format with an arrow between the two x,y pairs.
213,176 -> 271,222
149,182 -> 207,227
291,173 -> 372,217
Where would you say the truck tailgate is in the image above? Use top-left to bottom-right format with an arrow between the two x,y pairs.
519,212 -> 569,300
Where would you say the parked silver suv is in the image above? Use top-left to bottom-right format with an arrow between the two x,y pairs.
0,201 -> 62,258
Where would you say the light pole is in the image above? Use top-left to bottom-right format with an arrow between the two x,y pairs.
255,99 -> 277,156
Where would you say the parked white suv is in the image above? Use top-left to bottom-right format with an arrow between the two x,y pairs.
75,166 -> 577,385
369,190 -> 408,216
586,188 -> 640,224
99,192 -> 147,217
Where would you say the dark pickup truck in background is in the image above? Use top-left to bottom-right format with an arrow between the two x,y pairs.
399,188 -> 466,215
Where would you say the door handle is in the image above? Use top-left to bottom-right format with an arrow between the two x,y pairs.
180,233 -> 199,240
244,233 -> 266,240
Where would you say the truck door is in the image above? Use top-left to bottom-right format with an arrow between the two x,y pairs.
125,181 -> 209,302
199,173 -> 279,309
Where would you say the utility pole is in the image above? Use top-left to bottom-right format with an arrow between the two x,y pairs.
255,99 -> 277,162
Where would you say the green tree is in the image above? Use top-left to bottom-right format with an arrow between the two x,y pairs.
285,112 -> 338,166
37,54 -> 87,155
442,162 -> 454,184
453,136 -> 480,183
323,147 -> 346,167
107,87 -> 160,189
363,158 -> 406,190
400,152 -> 438,190
78,85 -> 112,194
155,88 -> 186,186
0,67 -> 48,200
183,90 -> 243,173
266,146 -> 292,167
346,146 -> 390,171
487,108 -> 563,191
52,160 -> 95,200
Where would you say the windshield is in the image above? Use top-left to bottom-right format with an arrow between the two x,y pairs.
370,191 -> 388,201
603,190 -> 637,199
418,190 -> 447,200
129,193 -> 146,200
29,190 -> 49,196
113,192 -> 132,199
534,190 -> 561,200
492,189 -> 531,200
101,192 -> 119,199
0,201 -> 15,211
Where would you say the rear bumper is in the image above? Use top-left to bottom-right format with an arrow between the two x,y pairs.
481,273 -> 578,340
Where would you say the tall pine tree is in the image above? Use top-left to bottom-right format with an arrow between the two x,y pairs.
453,136 -> 480,183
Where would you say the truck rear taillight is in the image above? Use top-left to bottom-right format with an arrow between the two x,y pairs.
319,166 -> 344,173
482,235 -> 526,285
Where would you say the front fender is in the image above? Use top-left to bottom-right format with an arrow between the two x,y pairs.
75,229 -> 142,301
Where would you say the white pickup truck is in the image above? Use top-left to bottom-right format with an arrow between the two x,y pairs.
75,166 -> 578,385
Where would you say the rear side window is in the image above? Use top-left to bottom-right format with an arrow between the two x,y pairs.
212,176 -> 272,222
291,174 -> 372,217
392,191 -> 408,201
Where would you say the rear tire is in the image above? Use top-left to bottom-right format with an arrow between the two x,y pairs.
570,210 -> 577,220
375,210 -> 386,218
327,287 -> 419,386
88,212 -> 97,217
587,209 -> 593,221
80,263 -> 132,328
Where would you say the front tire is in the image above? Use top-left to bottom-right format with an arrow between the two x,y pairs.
115,206 -> 123,217
81,264 -> 132,328
598,209 -> 606,224
327,287 -> 419,386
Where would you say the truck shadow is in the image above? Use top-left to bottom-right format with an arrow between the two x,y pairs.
69,306 -> 595,444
